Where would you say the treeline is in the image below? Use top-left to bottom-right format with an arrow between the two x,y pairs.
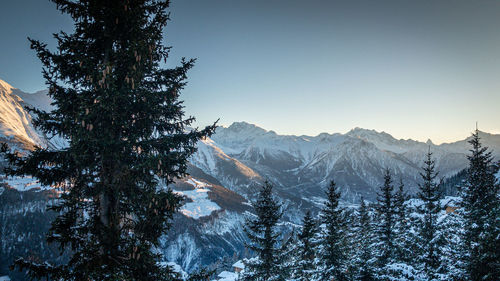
241,129 -> 500,281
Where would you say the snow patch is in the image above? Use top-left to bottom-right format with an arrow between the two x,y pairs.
175,178 -> 221,219
216,271 -> 238,281
232,260 -> 245,269
4,176 -> 50,192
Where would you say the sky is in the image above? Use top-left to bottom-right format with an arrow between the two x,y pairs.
1,0 -> 500,144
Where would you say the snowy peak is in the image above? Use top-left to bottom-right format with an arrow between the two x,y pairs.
345,127 -> 423,154
0,79 -> 14,93
208,121 -> 500,201
215,121 -> 274,144
0,79 -> 46,149
346,127 -> 394,141
225,121 -> 269,134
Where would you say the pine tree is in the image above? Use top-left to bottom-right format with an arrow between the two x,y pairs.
355,198 -> 375,281
1,1 -> 215,280
460,129 -> 500,280
374,169 -> 396,268
318,180 -> 348,281
242,181 -> 288,281
293,210 -> 318,281
416,150 -> 444,279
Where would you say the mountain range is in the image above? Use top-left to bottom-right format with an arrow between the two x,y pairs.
1,78 -> 499,277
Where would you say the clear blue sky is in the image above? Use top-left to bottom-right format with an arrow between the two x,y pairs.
1,0 -> 500,144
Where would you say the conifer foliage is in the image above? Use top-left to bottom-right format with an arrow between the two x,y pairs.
2,1 -> 215,280
293,210 -> 317,281
393,178 -> 410,264
374,169 -> 396,268
355,198 -> 375,281
318,180 -> 348,281
416,150 -> 444,278
461,129 -> 500,280
237,132 -> 500,281
243,181 -> 288,281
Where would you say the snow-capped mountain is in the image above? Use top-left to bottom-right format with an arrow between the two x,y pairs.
0,79 -> 253,275
190,137 -> 262,196
4,78 -> 499,202
209,121 -> 500,202
0,80 -> 47,151
1,78 -> 500,277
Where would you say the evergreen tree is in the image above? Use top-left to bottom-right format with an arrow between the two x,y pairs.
460,129 -> 500,280
318,180 -> 348,281
293,210 -> 318,281
355,198 -> 375,281
374,169 -> 396,268
440,203 -> 466,281
2,1 -> 215,280
242,181 -> 288,281
393,178 -> 410,263
342,207 -> 358,281
416,150 -> 444,279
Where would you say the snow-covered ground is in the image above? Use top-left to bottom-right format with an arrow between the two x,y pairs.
158,262 -> 188,280
174,178 -> 221,219
216,271 -> 238,281
3,176 -> 49,192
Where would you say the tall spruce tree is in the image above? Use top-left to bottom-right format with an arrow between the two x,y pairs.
355,198 -> 375,281
318,180 -> 348,281
460,129 -> 500,280
439,201 -> 466,280
416,150 -> 444,279
374,169 -> 396,268
1,1 -> 215,280
242,181 -> 288,281
393,178 -> 410,263
293,210 -> 318,281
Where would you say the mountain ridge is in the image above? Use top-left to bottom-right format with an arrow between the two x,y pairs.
2,78 -> 500,277
220,120 -> 499,147
2,78 -> 500,202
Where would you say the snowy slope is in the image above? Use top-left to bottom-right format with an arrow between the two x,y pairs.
211,122 -> 500,201
174,178 -> 221,219
3,176 -> 50,192
0,79 -> 46,149
190,137 -> 262,196
12,89 -> 53,113
2,78 -> 500,276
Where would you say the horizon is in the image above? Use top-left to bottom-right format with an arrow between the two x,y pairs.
0,76 -> 496,145
218,120 -> 498,145
1,0 -> 499,144
0,77 -> 495,145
